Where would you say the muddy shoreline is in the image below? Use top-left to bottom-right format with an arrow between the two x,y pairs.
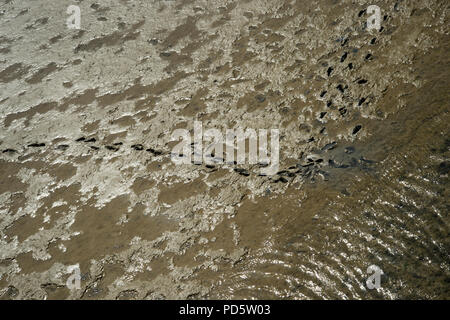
0,0 -> 449,299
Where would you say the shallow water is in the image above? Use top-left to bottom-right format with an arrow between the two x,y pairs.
0,0 -> 448,299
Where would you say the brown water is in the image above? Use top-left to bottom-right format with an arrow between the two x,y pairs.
0,0 -> 448,299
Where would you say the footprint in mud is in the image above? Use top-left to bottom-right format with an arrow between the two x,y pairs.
352,125 -> 362,135
146,148 -> 162,156
28,143 -> 45,147
273,176 -> 289,183
131,144 -> 144,151
234,168 -> 250,177
327,66 -> 334,77
105,145 -> 119,151
321,142 -> 337,151
56,144 -> 69,151
345,146 -> 355,154
336,84 -> 347,93
2,131 -> 378,184
2,149 -> 17,154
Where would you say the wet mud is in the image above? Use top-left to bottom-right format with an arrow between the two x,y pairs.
0,0 -> 448,299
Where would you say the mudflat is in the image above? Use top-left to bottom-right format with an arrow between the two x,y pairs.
0,0 -> 448,299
